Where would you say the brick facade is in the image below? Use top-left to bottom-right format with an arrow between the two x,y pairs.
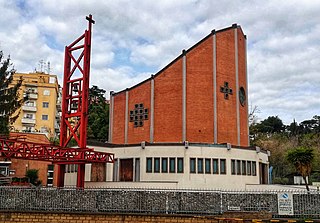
0,212 -> 273,223
109,25 -> 248,147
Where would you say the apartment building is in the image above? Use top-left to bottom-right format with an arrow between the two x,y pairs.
11,71 -> 61,139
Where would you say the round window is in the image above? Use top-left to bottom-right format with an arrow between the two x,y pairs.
239,87 -> 246,107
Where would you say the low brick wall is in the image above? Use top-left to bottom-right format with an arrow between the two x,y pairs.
0,212 -> 273,223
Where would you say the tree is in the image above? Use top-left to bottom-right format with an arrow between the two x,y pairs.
287,147 -> 314,191
0,51 -> 23,135
256,116 -> 285,134
87,85 -> 109,140
25,169 -> 42,186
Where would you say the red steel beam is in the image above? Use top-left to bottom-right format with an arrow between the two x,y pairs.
0,138 -> 114,163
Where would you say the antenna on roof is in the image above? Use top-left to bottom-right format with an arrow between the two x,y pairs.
47,61 -> 51,74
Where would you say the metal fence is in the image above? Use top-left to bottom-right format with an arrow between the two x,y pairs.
0,187 -> 319,218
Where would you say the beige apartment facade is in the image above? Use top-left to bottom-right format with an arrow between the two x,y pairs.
11,71 -> 61,139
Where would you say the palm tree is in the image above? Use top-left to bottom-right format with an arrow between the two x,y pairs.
287,147 -> 314,191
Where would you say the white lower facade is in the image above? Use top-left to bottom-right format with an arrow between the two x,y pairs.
64,144 -> 269,190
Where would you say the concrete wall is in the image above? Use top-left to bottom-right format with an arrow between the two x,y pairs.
66,145 -> 269,190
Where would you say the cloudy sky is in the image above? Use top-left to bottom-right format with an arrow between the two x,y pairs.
0,0 -> 319,124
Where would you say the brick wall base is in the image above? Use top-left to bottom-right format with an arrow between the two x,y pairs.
0,211 -> 273,223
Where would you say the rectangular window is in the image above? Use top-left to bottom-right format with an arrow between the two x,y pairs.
43,102 -> 49,108
161,158 -> 168,173
242,160 -> 246,175
177,158 -> 184,173
190,158 -> 196,173
169,158 -> 176,173
252,161 -> 257,176
237,160 -> 241,175
205,158 -> 211,174
154,158 -> 160,173
26,114 -> 33,119
231,159 -> 236,175
197,158 -> 203,173
135,158 -> 140,182
247,161 -> 252,175
220,159 -> 226,174
213,159 -> 219,174
42,115 -> 48,120
43,90 -> 50,95
146,158 -> 152,173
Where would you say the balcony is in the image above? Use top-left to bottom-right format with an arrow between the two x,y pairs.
56,100 -> 62,111
28,92 -> 38,100
22,106 -> 37,112
21,118 -> 36,124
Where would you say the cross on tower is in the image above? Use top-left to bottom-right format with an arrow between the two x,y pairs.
86,14 -> 95,31
220,82 -> 233,99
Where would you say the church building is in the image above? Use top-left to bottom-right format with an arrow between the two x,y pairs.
65,24 -> 269,189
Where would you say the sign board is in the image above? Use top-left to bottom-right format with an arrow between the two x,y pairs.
227,206 -> 241,211
277,192 -> 294,215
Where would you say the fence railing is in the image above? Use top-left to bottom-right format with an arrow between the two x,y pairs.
0,187 -> 319,218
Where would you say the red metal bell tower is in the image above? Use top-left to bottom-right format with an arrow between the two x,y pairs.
57,15 -> 95,188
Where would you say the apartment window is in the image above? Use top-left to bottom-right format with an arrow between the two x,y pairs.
205,158 -> 211,174
43,90 -> 50,96
252,161 -> 257,176
231,160 -> 236,175
25,101 -> 35,107
197,158 -> 203,174
247,161 -> 252,175
190,158 -> 196,173
154,158 -> 160,173
25,114 -> 33,119
237,160 -> 241,175
146,158 -> 152,173
220,159 -> 226,174
161,158 -> 168,173
43,102 -> 49,108
42,115 -> 48,120
169,158 -> 176,173
177,158 -> 184,173
213,159 -> 219,174
242,161 -> 246,175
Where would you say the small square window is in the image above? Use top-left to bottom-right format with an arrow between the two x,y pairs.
43,102 -> 49,108
42,115 -> 48,120
144,114 -> 149,120
43,90 -> 50,96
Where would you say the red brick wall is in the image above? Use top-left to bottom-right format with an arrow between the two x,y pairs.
237,29 -> 249,146
110,26 -> 248,146
112,92 -> 126,144
154,58 -> 183,142
186,37 -> 214,143
216,28 -> 237,145
127,80 -> 151,143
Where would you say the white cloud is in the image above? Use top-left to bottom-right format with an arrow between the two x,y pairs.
1,0 -> 319,124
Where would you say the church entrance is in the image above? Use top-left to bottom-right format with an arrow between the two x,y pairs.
119,158 -> 133,181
